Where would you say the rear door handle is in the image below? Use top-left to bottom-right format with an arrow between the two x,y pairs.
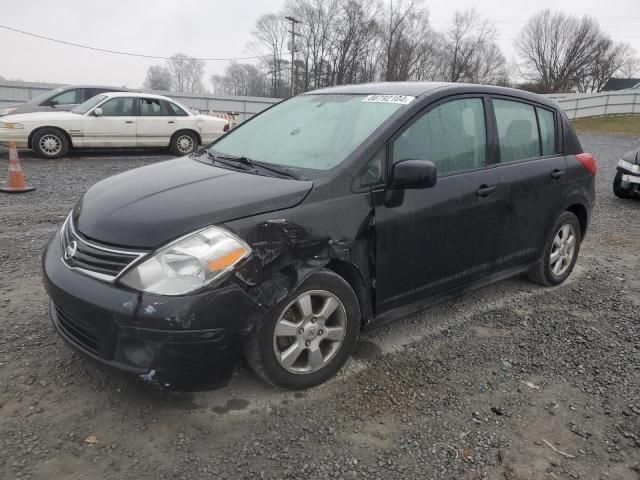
550,169 -> 566,180
168,121 -> 175,124
476,185 -> 497,198
125,120 -> 134,124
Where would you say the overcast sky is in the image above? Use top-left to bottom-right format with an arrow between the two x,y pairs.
1,0 -> 639,89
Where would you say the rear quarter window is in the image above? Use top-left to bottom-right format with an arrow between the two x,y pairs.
536,107 -> 557,156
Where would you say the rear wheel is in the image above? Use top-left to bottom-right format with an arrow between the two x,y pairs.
244,269 -> 360,389
32,128 -> 69,159
613,171 -> 635,199
170,131 -> 198,156
528,211 -> 581,286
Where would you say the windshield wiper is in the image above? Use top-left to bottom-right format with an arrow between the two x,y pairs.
210,152 -> 300,180
205,151 -> 256,173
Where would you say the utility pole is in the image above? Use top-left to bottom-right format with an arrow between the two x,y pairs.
285,15 -> 302,97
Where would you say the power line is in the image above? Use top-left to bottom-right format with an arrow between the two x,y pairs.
0,24 -> 270,62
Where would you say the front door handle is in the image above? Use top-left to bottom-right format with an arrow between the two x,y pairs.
476,185 -> 497,198
550,169 -> 566,180
168,120 -> 175,124
125,120 -> 134,124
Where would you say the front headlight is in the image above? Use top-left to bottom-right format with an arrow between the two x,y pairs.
0,122 -> 23,129
119,226 -> 251,295
0,108 -> 17,116
619,159 -> 640,174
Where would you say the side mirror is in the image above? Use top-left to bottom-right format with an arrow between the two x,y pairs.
93,107 -> 103,117
388,159 -> 437,190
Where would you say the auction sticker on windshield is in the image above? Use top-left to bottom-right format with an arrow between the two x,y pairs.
362,95 -> 415,105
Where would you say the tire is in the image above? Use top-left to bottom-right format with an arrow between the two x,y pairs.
169,131 -> 198,156
32,128 -> 69,159
613,171 -> 635,199
244,269 -> 360,389
528,211 -> 582,287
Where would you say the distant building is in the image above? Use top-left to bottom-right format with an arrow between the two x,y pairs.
603,78 -> 640,91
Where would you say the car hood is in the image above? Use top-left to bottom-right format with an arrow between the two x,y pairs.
622,147 -> 640,165
2,111 -> 81,123
74,156 -> 314,248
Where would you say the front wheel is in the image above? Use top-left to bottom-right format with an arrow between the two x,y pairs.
528,211 -> 581,286
32,128 -> 69,159
613,171 -> 635,199
169,131 -> 198,156
244,269 -> 360,389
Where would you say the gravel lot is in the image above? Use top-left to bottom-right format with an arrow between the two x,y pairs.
1,136 -> 639,480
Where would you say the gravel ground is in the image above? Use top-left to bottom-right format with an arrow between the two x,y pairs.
0,137 -> 639,480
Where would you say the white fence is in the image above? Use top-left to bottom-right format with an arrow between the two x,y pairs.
2,79 -> 639,121
0,80 -> 280,121
545,90 -> 640,120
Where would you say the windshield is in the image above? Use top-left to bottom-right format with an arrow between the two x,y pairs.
27,87 -> 66,105
72,95 -> 107,114
209,94 -> 406,171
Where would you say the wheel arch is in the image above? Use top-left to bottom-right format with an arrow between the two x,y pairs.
324,259 -> 371,326
566,203 -> 589,239
28,126 -> 73,149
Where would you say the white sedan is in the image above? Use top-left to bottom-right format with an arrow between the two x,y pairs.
0,92 -> 229,158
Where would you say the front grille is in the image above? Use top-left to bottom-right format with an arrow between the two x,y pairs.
60,215 -> 147,282
54,304 -> 101,355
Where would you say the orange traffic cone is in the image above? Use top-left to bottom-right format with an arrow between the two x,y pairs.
1,142 -> 35,193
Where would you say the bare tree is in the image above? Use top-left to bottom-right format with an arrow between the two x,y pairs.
211,63 -> 268,97
328,0 -> 381,85
516,10 -> 616,92
380,0 -> 433,81
618,53 -> 640,79
143,65 -> 173,91
167,53 -> 205,93
252,14 -> 289,97
443,9 -> 506,84
574,42 -> 637,92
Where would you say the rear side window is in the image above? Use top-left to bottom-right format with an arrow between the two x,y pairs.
139,98 -> 163,116
164,101 -> 188,116
49,89 -> 81,105
494,99 -> 540,162
536,107 -> 556,156
393,98 -> 487,176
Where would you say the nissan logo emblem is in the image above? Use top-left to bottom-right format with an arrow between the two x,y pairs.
64,240 -> 78,260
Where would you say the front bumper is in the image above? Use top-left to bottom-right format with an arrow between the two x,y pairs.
620,173 -> 640,185
43,229 -> 264,390
0,129 -> 29,148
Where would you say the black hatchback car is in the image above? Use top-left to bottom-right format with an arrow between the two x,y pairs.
43,82 -> 596,390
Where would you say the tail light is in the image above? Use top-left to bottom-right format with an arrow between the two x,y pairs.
576,153 -> 596,176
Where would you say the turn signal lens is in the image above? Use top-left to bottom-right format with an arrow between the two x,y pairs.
0,122 -> 23,129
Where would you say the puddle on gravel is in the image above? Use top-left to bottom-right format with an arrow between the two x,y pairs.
211,398 -> 250,414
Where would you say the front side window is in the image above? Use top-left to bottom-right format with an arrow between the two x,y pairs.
99,97 -> 135,116
139,98 -> 163,116
50,89 -> 81,105
210,94 -> 405,172
494,99 -> 541,162
392,98 -> 487,176
537,107 -> 556,156
71,95 -> 107,114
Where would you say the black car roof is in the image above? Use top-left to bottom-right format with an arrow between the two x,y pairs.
306,81 -> 561,110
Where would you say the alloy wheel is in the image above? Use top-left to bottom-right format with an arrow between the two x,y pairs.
39,134 -> 62,156
272,290 -> 347,374
550,224 -> 576,277
176,135 -> 194,154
